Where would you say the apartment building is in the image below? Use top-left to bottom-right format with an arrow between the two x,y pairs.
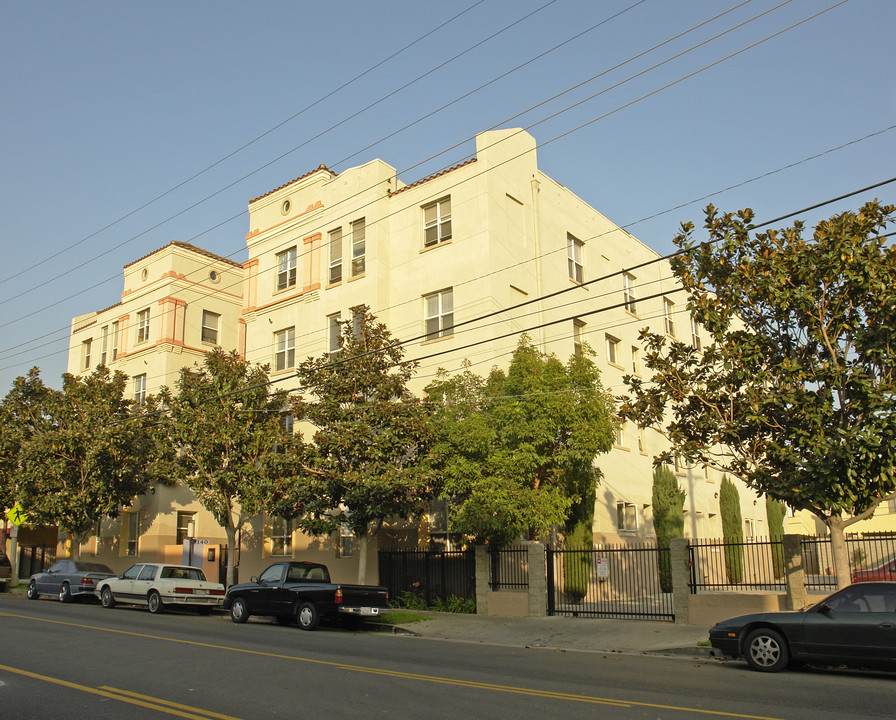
67,241 -> 243,575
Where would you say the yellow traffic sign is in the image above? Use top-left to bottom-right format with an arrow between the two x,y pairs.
5,503 -> 28,526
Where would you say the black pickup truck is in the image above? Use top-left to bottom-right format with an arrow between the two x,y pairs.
222,561 -> 389,630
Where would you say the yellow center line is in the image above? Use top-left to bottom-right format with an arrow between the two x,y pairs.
100,686 -> 241,719
0,664 -> 238,720
0,611 -> 786,720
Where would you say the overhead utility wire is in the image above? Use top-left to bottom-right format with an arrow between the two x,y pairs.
0,0 -> 740,314
0,0 -> 558,307
0,1 -> 861,368
0,0 -> 487,290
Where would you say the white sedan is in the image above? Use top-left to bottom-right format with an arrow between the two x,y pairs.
96,563 -> 224,614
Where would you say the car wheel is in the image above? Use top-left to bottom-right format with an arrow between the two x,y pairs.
58,583 -> 72,603
744,628 -> 789,672
147,591 -> 164,614
230,597 -> 249,624
27,581 -> 39,600
297,601 -> 320,631
101,586 -> 116,608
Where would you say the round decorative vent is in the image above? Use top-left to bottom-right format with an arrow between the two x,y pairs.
281,199 -> 291,215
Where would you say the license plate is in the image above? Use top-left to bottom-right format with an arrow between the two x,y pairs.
360,607 -> 379,616
194,589 -> 207,595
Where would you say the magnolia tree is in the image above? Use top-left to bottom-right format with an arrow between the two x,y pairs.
159,350 -> 301,587
13,366 -> 167,558
282,308 -> 436,584
426,336 -> 616,547
621,201 -> 896,588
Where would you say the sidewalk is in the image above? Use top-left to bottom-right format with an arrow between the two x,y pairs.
381,610 -> 715,658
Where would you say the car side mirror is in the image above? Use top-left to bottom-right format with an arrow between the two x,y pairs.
250,576 -> 258,583
817,602 -> 833,616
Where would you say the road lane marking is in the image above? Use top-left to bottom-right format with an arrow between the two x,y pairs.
0,611 -> 787,719
0,664 -> 239,720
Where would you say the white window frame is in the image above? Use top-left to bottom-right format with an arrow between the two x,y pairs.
133,374 -> 147,406
339,523 -> 354,558
573,319 -> 585,357
605,334 -> 620,366
663,298 -> 676,338
100,325 -> 109,365
201,310 -> 220,345
614,420 -> 626,448
126,512 -> 140,556
351,218 -> 366,277
423,197 -> 452,247
175,511 -> 196,545
81,338 -> 92,370
111,321 -> 119,361
328,227 -> 343,284
327,312 -> 342,354
623,272 -> 637,314
631,345 -> 640,375
274,327 -> 295,372
270,516 -> 293,556
690,314 -> 701,350
567,233 -> 584,283
136,308 -> 151,344
276,246 -> 297,291
616,502 -> 638,532
424,288 -> 454,340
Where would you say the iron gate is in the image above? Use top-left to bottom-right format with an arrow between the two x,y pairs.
546,544 -> 674,621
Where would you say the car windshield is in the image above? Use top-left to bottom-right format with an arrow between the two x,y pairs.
161,567 -> 206,581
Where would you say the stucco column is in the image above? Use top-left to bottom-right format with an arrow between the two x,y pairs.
474,546 -> 489,615
526,541 -> 547,617
783,534 -> 807,610
670,537 -> 690,624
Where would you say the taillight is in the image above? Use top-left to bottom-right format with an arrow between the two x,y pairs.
335,587 -> 343,604
210,589 -> 224,596
174,587 -> 194,594
80,578 -> 94,586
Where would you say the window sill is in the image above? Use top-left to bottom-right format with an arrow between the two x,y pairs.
348,273 -> 366,282
420,239 -> 452,254
607,361 -> 624,371
325,280 -> 343,290
568,278 -> 588,289
273,284 -> 298,296
613,444 -> 631,452
421,334 -> 454,346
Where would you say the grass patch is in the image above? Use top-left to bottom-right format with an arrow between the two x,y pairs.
697,641 -> 711,647
369,610 -> 431,625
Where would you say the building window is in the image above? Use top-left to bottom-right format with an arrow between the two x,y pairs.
126,512 -> 140,556
81,338 -> 92,370
276,247 -> 297,291
176,512 -> 196,545
423,197 -> 452,247
573,319 -> 586,357
605,334 -> 620,366
424,288 -> 454,340
690,314 -> 701,350
889,498 -> 896,513
351,307 -> 364,340
279,413 -> 294,435
631,346 -> 640,375
744,518 -> 756,539
614,421 -> 625,448
616,502 -> 638,532
100,325 -> 109,365
351,218 -> 366,277
111,321 -> 119,361
339,523 -> 354,558
274,327 -> 295,371
328,227 -> 342,284
663,298 -> 676,338
327,313 -> 342,353
201,310 -> 220,345
567,233 -> 584,283
133,374 -> 147,406
137,308 -> 151,344
637,426 -> 646,453
270,516 -> 293,556
623,273 -> 637,314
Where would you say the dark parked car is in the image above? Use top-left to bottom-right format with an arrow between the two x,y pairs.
0,553 -> 11,591
709,581 -> 896,672
223,561 -> 389,630
27,560 -> 115,602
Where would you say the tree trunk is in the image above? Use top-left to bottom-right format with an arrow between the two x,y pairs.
356,531 -> 368,585
71,532 -> 81,560
224,522 -> 237,588
826,516 -> 851,589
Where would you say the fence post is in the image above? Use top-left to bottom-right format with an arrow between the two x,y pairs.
474,545 -> 489,615
670,538 -> 690,625
783,534 -> 807,610
526,541 -> 546,617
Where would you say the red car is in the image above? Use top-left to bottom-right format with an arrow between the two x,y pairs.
852,555 -> 896,583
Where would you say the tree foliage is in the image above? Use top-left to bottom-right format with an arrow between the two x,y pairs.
426,335 -> 616,547
12,366 -> 167,557
283,308 -> 435,583
720,475 -> 744,584
159,350 -> 299,586
652,464 -> 685,592
621,201 -> 896,587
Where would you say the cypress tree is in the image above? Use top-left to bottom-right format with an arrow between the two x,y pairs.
720,475 -> 744,583
766,495 -> 786,579
652,464 -> 685,592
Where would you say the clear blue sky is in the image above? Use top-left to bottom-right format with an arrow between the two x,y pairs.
1,0 -> 893,393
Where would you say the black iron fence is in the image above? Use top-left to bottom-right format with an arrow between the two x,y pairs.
546,544 -> 674,621
18,545 -> 56,578
488,545 -> 528,590
378,549 -> 475,606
